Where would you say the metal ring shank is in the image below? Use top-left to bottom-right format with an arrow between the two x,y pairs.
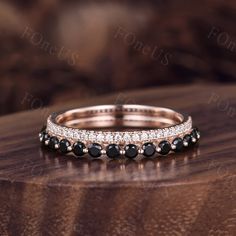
52,105 -> 185,129
47,105 -> 192,145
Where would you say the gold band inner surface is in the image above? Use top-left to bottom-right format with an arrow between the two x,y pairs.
54,105 -> 185,131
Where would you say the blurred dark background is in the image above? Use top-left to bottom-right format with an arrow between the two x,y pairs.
0,0 -> 236,115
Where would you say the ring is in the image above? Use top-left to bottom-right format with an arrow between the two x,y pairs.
39,105 -> 200,159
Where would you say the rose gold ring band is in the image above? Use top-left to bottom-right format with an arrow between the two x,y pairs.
39,105 -> 200,158
48,105 -> 191,143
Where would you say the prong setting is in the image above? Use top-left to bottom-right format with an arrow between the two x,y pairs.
183,141 -> 188,147
138,149 -> 144,154
83,148 -> 88,153
40,129 -> 200,158
120,150 -> 125,155
39,105 -> 200,158
192,137 -> 197,143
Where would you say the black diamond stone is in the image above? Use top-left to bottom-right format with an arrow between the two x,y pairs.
106,144 -> 120,159
49,136 -> 59,150
39,131 -> 44,139
124,144 -> 138,158
183,134 -> 192,146
59,139 -> 71,153
88,143 -> 102,158
143,143 -> 156,157
73,142 -> 85,156
39,131 -> 50,143
191,128 -> 200,141
158,140 -> 171,155
39,126 -> 47,143
172,138 -> 183,152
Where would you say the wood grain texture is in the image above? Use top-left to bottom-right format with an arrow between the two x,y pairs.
0,85 -> 236,236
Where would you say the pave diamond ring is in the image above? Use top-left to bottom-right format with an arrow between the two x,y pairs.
39,105 -> 200,159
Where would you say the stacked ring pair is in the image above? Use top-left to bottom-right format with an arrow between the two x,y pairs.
39,105 -> 200,159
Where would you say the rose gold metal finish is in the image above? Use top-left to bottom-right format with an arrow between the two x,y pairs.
54,105 -> 185,129
46,105 -> 192,146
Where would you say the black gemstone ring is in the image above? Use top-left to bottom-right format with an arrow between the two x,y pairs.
39,104 -> 200,159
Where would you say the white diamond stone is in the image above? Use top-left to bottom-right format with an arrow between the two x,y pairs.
169,127 -> 175,136
73,130 -> 80,139
67,129 -> 74,139
141,132 -> 148,141
63,128 -> 69,137
123,133 -> 131,142
132,133 -> 140,142
114,133 -> 123,142
148,131 -> 156,140
80,131 -> 88,141
57,127 -> 63,136
156,129 -> 163,139
89,132 -> 96,141
182,125 -> 185,132
105,133 -> 113,143
97,133 -> 105,142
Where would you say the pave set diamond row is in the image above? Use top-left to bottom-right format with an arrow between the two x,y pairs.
39,105 -> 200,158
46,116 -> 192,145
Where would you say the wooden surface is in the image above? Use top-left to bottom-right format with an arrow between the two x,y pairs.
0,85 -> 236,236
